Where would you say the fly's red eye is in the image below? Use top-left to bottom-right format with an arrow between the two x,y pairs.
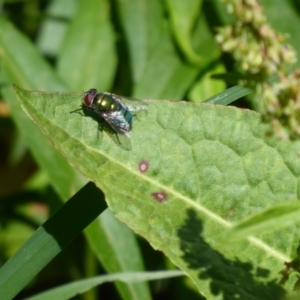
84,92 -> 94,106
83,88 -> 97,106
84,93 -> 93,106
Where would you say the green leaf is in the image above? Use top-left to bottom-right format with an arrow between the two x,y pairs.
36,0 -> 79,57
166,0 -> 203,65
16,85 -> 300,298
119,0 -> 199,99
0,16 -> 83,199
189,63 -> 226,102
0,17 -> 150,300
227,201 -> 300,239
84,210 -> 152,300
57,0 -> 117,91
115,0 -> 149,83
203,85 -> 252,105
284,294 -> 300,300
0,182 -> 107,300
0,17 -> 67,91
27,270 -> 184,300
122,0 -> 221,100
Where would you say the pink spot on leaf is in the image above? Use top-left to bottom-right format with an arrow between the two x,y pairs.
139,160 -> 149,173
151,191 -> 168,203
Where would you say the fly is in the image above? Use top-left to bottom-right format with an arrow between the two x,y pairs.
71,88 -> 147,144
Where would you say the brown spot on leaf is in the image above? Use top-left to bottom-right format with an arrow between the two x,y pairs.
151,191 -> 168,203
138,160 -> 149,173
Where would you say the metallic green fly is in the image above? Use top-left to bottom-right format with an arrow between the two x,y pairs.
71,88 -> 148,143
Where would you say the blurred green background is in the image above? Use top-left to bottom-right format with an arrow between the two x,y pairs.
1,0 -> 300,299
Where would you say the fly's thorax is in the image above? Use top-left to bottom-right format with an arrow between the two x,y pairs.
94,93 -> 119,112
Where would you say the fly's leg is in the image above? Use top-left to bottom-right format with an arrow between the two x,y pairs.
70,105 -> 94,115
97,124 -> 100,138
115,132 -> 121,144
97,120 -> 105,138
70,107 -> 84,115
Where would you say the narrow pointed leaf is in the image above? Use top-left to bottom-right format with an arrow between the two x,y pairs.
36,0 -> 79,57
227,201 -> 300,239
27,270 -> 184,300
122,0 -> 198,99
0,183 -> 107,300
166,0 -> 203,64
0,16 -> 83,200
115,0 -> 148,83
0,17 -> 66,91
84,210 -> 151,300
203,85 -> 252,105
57,0 -> 117,91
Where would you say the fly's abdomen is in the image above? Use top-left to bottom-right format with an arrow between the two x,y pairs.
119,105 -> 132,128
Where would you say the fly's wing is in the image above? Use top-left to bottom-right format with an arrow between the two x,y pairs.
79,104 -> 131,149
112,94 -> 148,116
101,110 -> 131,137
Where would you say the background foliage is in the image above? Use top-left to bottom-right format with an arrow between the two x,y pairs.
1,0 -> 300,299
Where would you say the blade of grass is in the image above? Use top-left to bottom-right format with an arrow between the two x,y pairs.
0,182 -> 107,300
227,201 -> 300,239
27,270 -> 184,300
203,85 -> 252,105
